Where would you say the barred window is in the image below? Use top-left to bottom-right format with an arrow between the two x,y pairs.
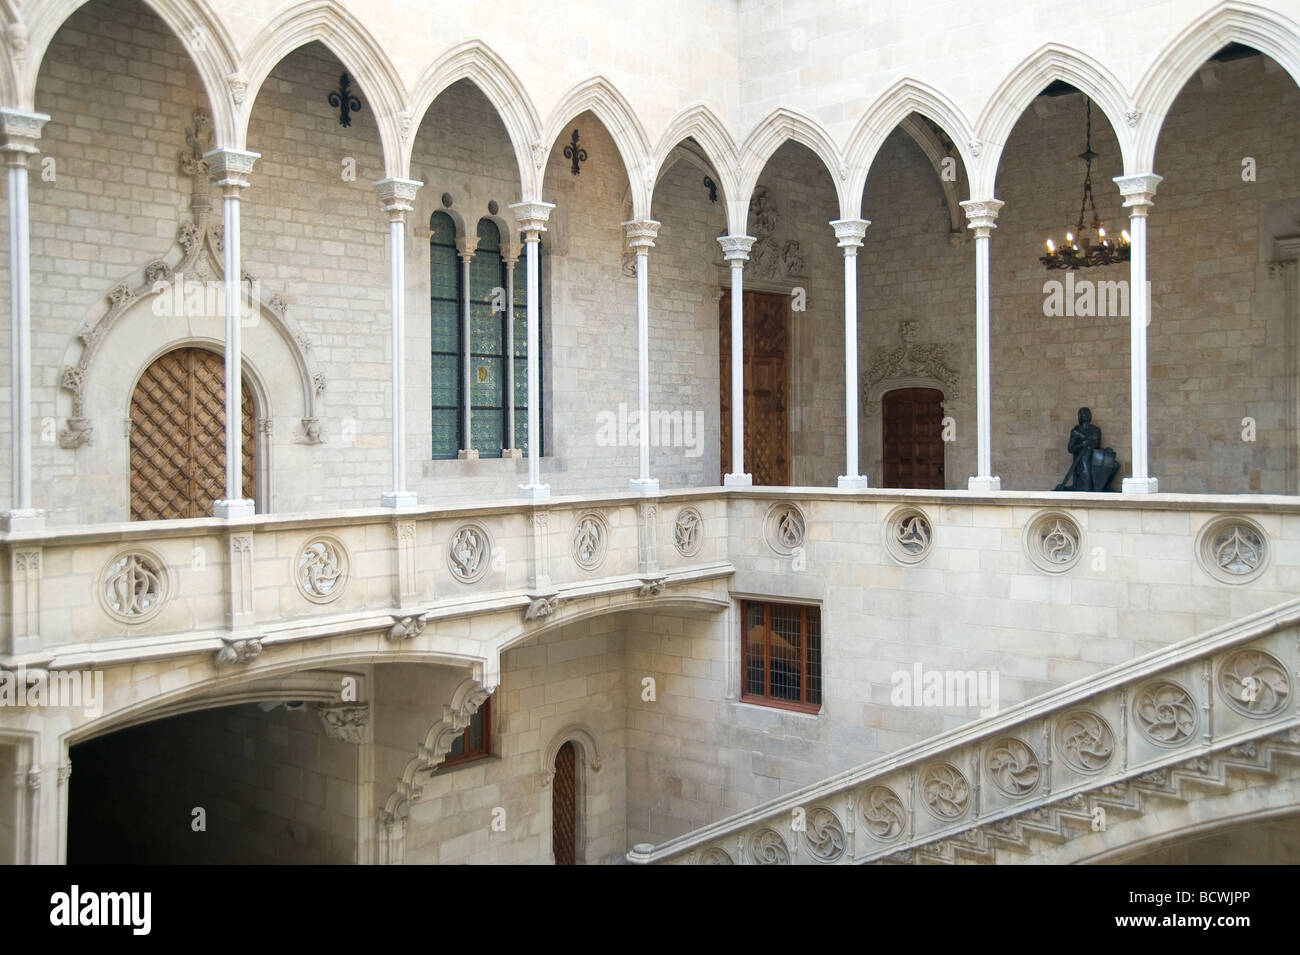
430,214 -> 542,459
741,601 -> 822,712
441,696 -> 492,767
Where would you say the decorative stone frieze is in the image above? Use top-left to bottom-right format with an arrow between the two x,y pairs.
985,738 -> 1041,797
859,785 -> 907,842
802,807 -> 847,862
748,827 -> 790,865
1216,647 -> 1290,717
316,702 -> 370,743
1132,680 -> 1198,746
920,762 -> 970,819
1055,709 -> 1115,773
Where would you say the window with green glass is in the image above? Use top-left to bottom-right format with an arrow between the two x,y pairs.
429,214 -> 542,459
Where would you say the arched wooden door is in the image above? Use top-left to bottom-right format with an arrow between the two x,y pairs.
882,387 -> 945,489
552,740 -> 578,865
719,290 -> 790,485
129,347 -> 255,520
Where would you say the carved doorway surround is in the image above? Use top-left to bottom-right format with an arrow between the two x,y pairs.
882,387 -> 946,489
129,346 -> 256,520
720,290 -> 791,485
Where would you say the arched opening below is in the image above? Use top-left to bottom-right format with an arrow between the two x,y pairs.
1108,810 -> 1300,865
129,347 -> 255,520
68,702 -> 358,864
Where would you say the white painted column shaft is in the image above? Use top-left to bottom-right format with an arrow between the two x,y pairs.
1116,173 -> 1162,494
831,219 -> 869,489
961,199 -> 1003,492
376,178 -> 420,508
719,235 -> 755,486
625,219 -> 661,494
510,200 -> 554,499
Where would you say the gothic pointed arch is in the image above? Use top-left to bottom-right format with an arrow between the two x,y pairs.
843,78 -> 977,214
404,39 -> 542,199
975,43 -> 1134,197
238,0 -> 405,172
651,103 -> 740,211
540,75 -> 653,216
23,0 -> 236,141
737,107 -> 848,229
1133,2 -> 1300,171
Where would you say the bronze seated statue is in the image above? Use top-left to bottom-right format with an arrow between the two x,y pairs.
1054,407 -> 1119,492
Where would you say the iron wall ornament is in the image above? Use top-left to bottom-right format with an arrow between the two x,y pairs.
563,129 -> 587,176
329,73 -> 362,127
703,175 -> 718,203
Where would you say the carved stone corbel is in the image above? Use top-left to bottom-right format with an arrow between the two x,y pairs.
316,702 -> 370,743
524,595 -> 558,621
387,613 -> 429,642
214,636 -> 263,667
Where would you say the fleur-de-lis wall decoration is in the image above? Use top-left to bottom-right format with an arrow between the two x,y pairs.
704,175 -> 718,202
328,72 -> 362,127
564,129 -> 587,176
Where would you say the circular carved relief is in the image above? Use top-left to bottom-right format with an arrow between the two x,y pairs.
884,506 -> 933,564
447,522 -> 492,583
748,827 -> 790,865
1055,709 -> 1116,773
765,502 -> 806,556
100,549 -> 169,623
1132,680 -> 1199,746
698,846 -> 733,865
920,762 -> 971,819
859,785 -> 908,842
571,511 -> 609,570
1023,510 -> 1083,574
295,535 -> 349,603
673,506 -> 704,558
1196,516 -> 1269,584
985,737 -> 1041,797
802,807 -> 847,862
1216,647 -> 1291,718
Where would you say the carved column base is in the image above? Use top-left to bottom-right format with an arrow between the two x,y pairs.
1122,476 -> 1159,494
629,477 -> 660,495
380,490 -> 418,510
213,498 -> 255,518
967,475 -> 1002,492
837,475 -> 869,490
1,509 -> 45,532
457,449 -> 479,460
518,483 -> 551,500
723,473 -> 753,487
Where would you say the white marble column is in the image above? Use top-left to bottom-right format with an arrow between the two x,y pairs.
1,109 -> 48,532
624,218 -> 661,494
961,199 -> 1004,492
375,177 -> 421,508
503,249 -> 520,456
718,235 -> 756,486
831,218 -> 870,489
1115,173 -> 1162,494
204,147 -> 260,518
456,234 -> 480,460
509,201 -> 554,499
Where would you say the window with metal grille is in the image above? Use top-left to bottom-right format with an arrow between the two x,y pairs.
430,213 -> 543,459
740,601 -> 822,712
441,696 -> 492,767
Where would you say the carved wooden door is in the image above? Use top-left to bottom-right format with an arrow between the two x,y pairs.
552,740 -> 577,865
882,387 -> 945,489
719,291 -> 790,485
129,347 -> 255,520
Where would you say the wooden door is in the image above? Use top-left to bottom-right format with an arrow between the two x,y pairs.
882,387 -> 945,489
719,291 -> 790,485
129,347 -> 255,520
552,741 -> 577,865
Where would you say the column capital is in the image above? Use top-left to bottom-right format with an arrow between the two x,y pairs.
622,218 -> 661,251
829,218 -> 870,250
718,234 -> 756,263
374,177 -> 422,218
509,199 -> 555,236
456,235 -> 479,262
0,108 -> 49,158
961,199 -> 1004,235
203,147 -> 259,194
1114,173 -> 1162,211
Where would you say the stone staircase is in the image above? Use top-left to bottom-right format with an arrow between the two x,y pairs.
628,600 -> 1300,865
